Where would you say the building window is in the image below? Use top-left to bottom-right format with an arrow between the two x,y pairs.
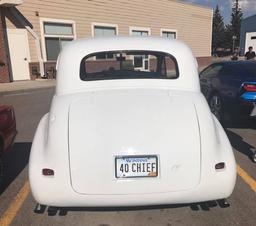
43,22 -> 74,61
93,25 -> 117,59
132,30 -> 149,36
162,30 -> 177,39
130,27 -> 150,36
94,26 -> 116,37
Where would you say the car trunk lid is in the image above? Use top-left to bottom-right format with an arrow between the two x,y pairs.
68,89 -> 201,195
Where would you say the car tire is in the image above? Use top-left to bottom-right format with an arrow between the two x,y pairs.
209,93 -> 223,122
0,143 -> 4,186
0,158 -> 3,185
252,151 -> 256,163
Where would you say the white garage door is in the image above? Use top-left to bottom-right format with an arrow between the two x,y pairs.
245,32 -> 256,52
7,29 -> 30,81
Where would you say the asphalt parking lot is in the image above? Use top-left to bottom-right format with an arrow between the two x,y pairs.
0,87 -> 255,226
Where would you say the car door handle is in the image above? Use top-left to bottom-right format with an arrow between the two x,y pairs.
200,79 -> 207,83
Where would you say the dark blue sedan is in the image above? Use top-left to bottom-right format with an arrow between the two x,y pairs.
199,61 -> 256,122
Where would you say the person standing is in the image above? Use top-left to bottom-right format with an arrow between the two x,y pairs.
231,48 -> 239,61
245,46 -> 256,60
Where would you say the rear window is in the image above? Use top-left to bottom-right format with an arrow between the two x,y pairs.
80,51 -> 179,81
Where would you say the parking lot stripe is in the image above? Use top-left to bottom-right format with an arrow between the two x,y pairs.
0,181 -> 30,226
237,165 -> 256,192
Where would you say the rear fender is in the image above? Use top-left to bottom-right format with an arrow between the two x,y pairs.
29,96 -> 73,205
193,93 -> 236,171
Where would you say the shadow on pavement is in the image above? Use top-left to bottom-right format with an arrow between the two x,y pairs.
0,142 -> 31,194
226,130 -> 255,161
225,117 -> 256,161
34,199 -> 230,216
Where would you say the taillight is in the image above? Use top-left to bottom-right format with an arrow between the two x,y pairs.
215,162 -> 225,170
243,84 -> 256,92
42,168 -> 54,176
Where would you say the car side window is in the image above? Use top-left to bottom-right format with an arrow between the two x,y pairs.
200,65 -> 223,78
218,66 -> 236,77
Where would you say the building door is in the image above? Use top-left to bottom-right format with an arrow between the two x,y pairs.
7,29 -> 30,81
245,32 -> 256,52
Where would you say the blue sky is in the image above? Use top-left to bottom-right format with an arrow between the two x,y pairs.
181,0 -> 256,24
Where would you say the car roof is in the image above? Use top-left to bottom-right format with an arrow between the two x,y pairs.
56,36 -> 200,95
63,36 -> 185,51
212,60 -> 256,67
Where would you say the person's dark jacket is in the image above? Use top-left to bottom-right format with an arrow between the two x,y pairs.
245,51 -> 256,60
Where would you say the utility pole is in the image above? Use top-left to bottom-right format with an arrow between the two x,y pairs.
232,35 -> 237,52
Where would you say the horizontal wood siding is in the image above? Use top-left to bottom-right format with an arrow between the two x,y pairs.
7,0 -> 212,62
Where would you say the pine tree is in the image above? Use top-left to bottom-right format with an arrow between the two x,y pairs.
230,0 -> 243,49
212,5 -> 225,51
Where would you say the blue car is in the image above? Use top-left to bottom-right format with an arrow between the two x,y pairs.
199,61 -> 256,122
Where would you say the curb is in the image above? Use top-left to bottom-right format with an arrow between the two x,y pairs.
0,86 -> 55,97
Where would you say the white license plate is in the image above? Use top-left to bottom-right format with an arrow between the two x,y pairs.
115,155 -> 158,178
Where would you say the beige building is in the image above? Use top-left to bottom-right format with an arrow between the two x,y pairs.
0,0 -> 213,82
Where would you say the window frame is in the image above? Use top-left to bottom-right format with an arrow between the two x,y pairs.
160,29 -> 178,39
40,18 -> 76,61
91,22 -> 119,37
129,26 -> 151,36
80,50 -> 180,81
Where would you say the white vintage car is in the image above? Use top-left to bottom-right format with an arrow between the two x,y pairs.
29,36 -> 236,207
